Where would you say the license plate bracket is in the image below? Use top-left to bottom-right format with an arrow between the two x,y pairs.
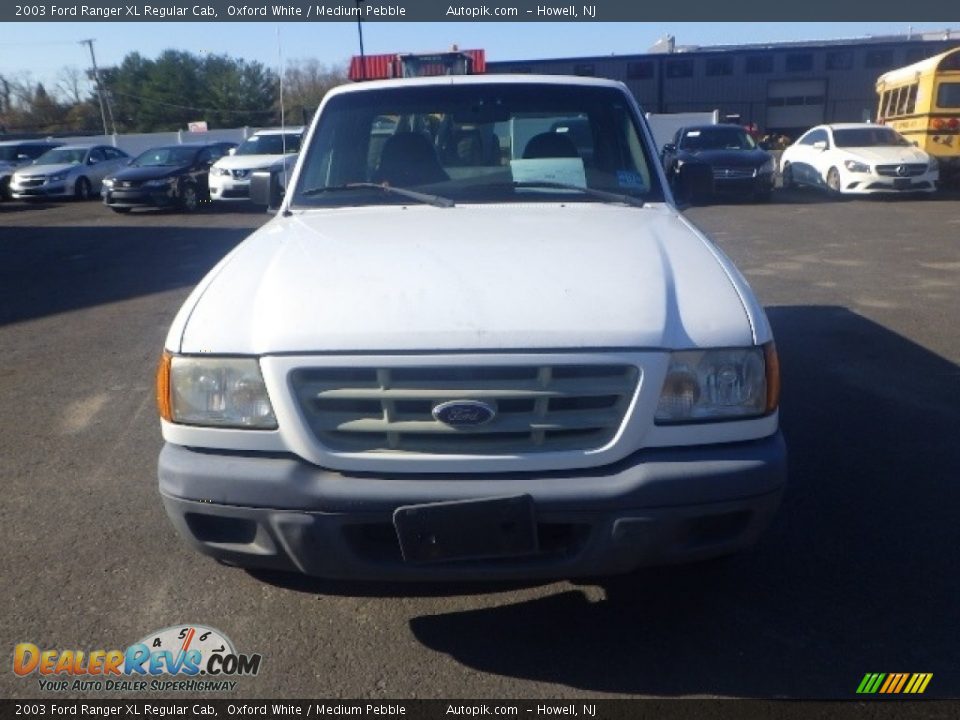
393,495 -> 538,564
893,178 -> 911,189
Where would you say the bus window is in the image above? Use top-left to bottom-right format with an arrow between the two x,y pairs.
905,84 -> 918,114
937,83 -> 960,108
882,90 -> 895,118
897,86 -> 910,115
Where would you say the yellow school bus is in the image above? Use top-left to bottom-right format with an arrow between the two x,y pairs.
876,46 -> 960,180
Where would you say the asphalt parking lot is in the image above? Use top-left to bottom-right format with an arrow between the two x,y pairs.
1,190 -> 958,700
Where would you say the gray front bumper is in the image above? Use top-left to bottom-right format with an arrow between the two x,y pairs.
159,433 -> 786,580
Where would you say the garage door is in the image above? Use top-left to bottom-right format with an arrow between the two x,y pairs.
767,79 -> 826,130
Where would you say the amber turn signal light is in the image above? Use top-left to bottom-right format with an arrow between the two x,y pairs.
156,351 -> 173,422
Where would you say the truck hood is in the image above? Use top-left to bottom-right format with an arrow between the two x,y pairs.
175,203 -> 762,354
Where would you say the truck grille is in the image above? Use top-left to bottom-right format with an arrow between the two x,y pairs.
291,364 -> 639,454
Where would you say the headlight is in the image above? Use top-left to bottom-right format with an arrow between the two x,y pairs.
102,178 -> 115,188
214,167 -> 231,176
843,159 -> 870,173
48,172 -> 67,182
156,353 -> 277,429
655,344 -> 779,424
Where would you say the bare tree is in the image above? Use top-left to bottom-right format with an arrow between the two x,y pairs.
281,59 -> 348,125
56,66 -> 87,105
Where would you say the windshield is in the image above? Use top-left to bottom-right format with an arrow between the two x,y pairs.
833,127 -> 911,147
292,83 -> 664,208
235,133 -> 301,156
678,127 -> 756,151
132,146 -> 198,167
34,148 -> 87,165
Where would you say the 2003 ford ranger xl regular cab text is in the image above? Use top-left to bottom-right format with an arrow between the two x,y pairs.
156,75 -> 786,580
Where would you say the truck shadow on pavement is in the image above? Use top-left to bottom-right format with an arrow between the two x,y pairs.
402,306 -> 960,697
0,223 -> 253,326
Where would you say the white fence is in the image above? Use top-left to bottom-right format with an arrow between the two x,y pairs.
42,128 -> 257,156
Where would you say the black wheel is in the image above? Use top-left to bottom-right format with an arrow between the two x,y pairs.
826,167 -> 843,196
0,176 -> 10,201
74,176 -> 92,200
781,163 -> 795,189
110,207 -> 131,214
178,183 -> 198,213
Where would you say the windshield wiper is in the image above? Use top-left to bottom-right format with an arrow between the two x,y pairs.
482,181 -> 645,208
517,181 -> 645,207
300,182 -> 455,208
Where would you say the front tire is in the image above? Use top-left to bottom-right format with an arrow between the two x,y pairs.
74,177 -> 92,201
781,163 -> 795,189
826,167 -> 843,196
178,183 -> 199,213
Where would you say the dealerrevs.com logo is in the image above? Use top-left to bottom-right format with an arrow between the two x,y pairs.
14,625 -> 262,693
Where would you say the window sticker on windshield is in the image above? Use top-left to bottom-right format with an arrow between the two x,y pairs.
616,170 -> 646,190
685,130 -> 701,137
510,158 -> 587,188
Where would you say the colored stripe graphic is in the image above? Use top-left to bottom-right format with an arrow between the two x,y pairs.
857,673 -> 932,694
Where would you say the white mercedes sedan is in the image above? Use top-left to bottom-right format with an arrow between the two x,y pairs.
780,123 -> 938,195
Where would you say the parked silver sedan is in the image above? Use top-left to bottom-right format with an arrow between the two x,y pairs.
10,145 -> 130,200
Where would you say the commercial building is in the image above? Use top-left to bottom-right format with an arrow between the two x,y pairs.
486,30 -> 959,137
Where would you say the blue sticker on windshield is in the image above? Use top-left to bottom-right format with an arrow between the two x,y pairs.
616,170 -> 646,190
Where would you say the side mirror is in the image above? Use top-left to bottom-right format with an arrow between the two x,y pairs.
662,143 -> 677,155
812,140 -> 828,151
88,157 -> 98,165
249,168 -> 284,212
228,147 -> 237,156
912,140 -> 919,147
672,162 -> 713,207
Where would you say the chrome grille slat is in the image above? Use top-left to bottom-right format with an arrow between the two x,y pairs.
305,382 -> 634,400
292,363 -> 638,455
316,409 -> 624,434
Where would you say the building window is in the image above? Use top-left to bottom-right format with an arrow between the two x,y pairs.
865,49 -> 895,68
705,57 -> 733,76
665,59 -> 693,78
573,63 -> 595,76
745,54 -> 773,74
785,53 -> 814,72
904,47 -> 929,65
826,51 -> 853,70
626,61 -> 653,79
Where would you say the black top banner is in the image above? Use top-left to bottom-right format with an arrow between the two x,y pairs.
2,0 -> 958,22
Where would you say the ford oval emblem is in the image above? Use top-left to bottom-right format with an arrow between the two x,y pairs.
432,400 -> 497,427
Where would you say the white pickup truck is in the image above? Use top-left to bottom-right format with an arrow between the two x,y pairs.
156,75 -> 786,581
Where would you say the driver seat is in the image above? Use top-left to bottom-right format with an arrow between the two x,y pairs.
373,133 -> 449,186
